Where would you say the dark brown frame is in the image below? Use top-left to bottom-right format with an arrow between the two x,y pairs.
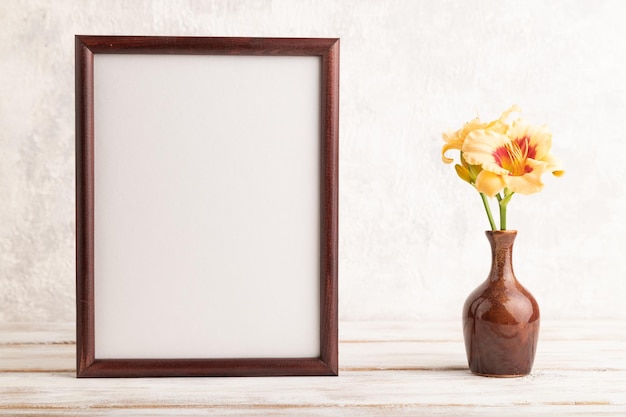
75,36 -> 339,377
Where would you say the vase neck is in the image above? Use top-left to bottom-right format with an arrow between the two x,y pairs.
486,230 -> 517,282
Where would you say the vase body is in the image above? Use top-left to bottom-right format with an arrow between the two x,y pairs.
462,230 -> 540,377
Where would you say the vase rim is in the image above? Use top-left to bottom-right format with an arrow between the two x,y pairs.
485,230 -> 518,234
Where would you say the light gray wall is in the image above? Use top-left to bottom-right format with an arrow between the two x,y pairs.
1,0 -> 624,322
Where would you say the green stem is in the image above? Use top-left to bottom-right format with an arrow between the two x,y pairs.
495,193 -> 504,230
480,193 -> 497,231
498,188 -> 515,230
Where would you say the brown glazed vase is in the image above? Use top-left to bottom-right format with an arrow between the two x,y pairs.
462,230 -> 540,377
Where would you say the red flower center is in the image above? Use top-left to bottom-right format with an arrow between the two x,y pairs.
493,136 -> 536,176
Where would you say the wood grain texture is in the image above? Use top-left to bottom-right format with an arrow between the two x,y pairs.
320,37 -> 340,376
76,35 -> 339,56
1,321 -> 625,416
74,35 -> 96,380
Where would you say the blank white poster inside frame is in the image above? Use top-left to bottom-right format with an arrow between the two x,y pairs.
75,36 -> 339,377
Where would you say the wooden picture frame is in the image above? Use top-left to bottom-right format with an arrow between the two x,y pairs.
75,36 -> 339,377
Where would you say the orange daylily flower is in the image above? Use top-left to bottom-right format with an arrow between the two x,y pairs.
462,119 -> 564,196
441,105 -> 564,230
441,105 -> 521,164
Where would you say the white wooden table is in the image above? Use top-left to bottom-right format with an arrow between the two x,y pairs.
1,321 -> 625,416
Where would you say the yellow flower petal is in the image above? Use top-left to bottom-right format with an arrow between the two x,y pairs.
441,142 -> 459,164
503,159 -> 547,194
544,153 -> 565,177
485,104 -> 521,134
461,151 -> 470,169
507,119 -> 552,161
455,164 -> 471,183
462,129 -> 510,175
441,117 -> 486,164
475,170 -> 505,197
505,174 -> 543,194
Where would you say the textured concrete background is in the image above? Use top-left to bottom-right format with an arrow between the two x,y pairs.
1,0 -> 625,322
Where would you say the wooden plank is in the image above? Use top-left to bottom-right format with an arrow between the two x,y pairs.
1,405 -> 626,417
2,336 -> 625,372
1,321 -> 625,416
339,320 -> 626,342
0,370 -> 624,411
0,323 -> 74,345
2,320 -> 624,344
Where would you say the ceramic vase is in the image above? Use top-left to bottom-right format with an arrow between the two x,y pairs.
462,230 -> 540,377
